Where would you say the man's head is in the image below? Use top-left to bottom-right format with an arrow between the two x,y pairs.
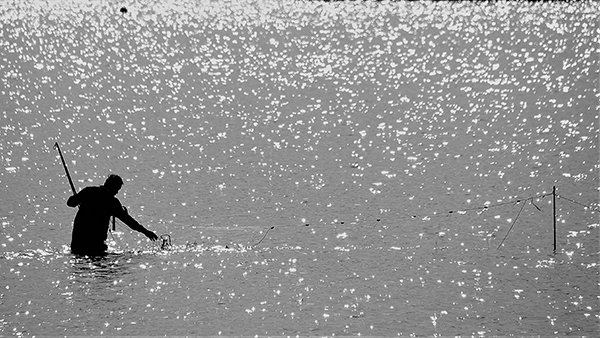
104,174 -> 124,196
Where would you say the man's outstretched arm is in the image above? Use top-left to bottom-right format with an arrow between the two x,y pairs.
116,207 -> 158,241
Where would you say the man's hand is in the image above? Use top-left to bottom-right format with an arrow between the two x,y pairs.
144,229 -> 159,241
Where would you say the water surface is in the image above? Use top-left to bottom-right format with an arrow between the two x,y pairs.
1,0 -> 598,336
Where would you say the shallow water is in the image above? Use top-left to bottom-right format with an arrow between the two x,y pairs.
1,0 -> 599,336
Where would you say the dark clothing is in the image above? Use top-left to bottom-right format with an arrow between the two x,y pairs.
67,185 -> 146,255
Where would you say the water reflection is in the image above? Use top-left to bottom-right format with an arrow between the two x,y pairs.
67,254 -> 136,305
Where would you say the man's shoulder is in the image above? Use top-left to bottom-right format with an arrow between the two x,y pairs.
78,185 -> 100,194
82,185 -> 109,192
79,186 -> 116,200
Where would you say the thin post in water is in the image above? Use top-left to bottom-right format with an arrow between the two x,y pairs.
553,186 -> 557,253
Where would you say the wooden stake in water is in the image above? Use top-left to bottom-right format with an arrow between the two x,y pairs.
553,186 -> 557,253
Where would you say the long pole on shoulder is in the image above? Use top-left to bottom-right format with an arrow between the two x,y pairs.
54,142 -> 77,195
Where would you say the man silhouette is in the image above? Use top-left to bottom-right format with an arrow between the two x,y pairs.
67,174 -> 158,255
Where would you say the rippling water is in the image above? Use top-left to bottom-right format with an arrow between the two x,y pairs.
1,0 -> 598,336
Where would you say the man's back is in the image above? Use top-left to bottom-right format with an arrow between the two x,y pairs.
68,185 -> 121,255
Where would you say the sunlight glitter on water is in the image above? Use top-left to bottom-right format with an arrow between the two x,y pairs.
1,0 -> 599,336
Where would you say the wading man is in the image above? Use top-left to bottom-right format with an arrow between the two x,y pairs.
67,174 -> 158,255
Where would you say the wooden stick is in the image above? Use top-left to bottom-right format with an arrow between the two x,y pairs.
553,186 -> 557,253
54,142 -> 77,195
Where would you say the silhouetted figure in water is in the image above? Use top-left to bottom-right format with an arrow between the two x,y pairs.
67,174 -> 158,255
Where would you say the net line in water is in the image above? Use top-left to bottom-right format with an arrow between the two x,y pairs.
557,194 -> 600,213
146,227 -> 273,252
107,187 -> 597,253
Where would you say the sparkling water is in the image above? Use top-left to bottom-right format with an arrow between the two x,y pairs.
1,0 -> 598,336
